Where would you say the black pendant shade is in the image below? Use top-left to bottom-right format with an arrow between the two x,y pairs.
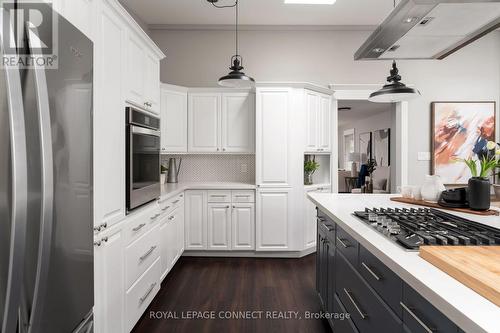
209,0 -> 255,88
219,55 -> 255,88
369,61 -> 420,103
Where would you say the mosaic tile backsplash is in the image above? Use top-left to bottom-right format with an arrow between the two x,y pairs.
161,154 -> 255,183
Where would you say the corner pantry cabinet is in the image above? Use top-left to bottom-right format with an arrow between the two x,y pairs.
188,91 -> 255,153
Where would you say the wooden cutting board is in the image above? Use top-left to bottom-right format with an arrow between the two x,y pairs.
420,246 -> 500,307
390,197 -> 500,216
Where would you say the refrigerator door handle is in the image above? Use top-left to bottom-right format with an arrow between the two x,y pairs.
0,9 -> 29,333
25,23 -> 55,333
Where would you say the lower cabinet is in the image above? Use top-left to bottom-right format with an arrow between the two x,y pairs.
256,189 -> 291,251
94,224 -> 125,333
316,208 -> 462,333
185,190 -> 255,251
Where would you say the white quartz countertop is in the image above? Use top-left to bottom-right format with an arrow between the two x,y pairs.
160,181 -> 256,199
307,193 -> 500,333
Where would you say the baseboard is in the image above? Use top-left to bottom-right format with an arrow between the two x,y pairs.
182,247 -> 316,258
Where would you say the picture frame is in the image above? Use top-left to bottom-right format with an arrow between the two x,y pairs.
431,101 -> 496,185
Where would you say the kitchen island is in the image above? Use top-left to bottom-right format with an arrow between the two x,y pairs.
308,193 -> 500,333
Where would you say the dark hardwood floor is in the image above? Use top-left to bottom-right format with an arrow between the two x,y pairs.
132,254 -> 331,333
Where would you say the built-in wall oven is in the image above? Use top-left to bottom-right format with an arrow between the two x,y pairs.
126,107 -> 161,212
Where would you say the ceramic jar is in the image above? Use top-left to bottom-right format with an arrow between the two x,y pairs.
468,177 -> 490,211
421,175 -> 446,202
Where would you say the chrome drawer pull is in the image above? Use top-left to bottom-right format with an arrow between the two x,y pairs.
337,237 -> 350,248
139,283 -> 157,304
133,223 -> 146,232
210,195 -> 227,198
168,216 -> 175,221
344,288 -> 367,320
235,195 -> 251,197
361,262 -> 381,281
172,200 -> 180,204
400,302 -> 435,333
139,246 -> 157,261
161,206 -> 171,211
150,214 -> 160,220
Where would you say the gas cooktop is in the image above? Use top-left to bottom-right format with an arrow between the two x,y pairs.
354,208 -> 500,251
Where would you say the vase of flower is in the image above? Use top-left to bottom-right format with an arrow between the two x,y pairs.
468,177 -> 490,210
304,157 -> 320,186
459,141 -> 500,210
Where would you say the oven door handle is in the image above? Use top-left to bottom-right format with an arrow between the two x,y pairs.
131,125 -> 160,137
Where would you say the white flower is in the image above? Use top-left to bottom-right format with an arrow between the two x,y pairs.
486,141 -> 497,150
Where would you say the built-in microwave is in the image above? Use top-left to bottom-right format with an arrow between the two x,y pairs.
126,107 -> 161,212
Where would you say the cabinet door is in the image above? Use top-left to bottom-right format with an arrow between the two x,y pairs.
166,209 -> 179,271
256,189 -> 290,251
207,203 -> 231,250
231,203 -> 255,250
56,0 -> 94,40
304,190 -> 317,249
305,91 -> 320,152
318,94 -> 332,152
94,226 -> 124,333
144,52 -> 160,114
176,205 -> 185,258
126,32 -> 145,107
221,93 -> 255,153
256,88 -> 291,187
184,191 -> 207,249
94,1 -> 127,228
159,215 -> 169,280
160,89 -> 188,153
188,93 -> 221,153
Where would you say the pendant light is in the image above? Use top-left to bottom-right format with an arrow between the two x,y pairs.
208,0 -> 255,88
369,60 -> 420,103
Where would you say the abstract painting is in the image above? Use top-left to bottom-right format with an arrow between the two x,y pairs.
432,102 -> 496,184
359,132 -> 372,164
373,128 -> 391,167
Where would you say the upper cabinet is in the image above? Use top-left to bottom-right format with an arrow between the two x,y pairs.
125,32 -> 162,114
305,90 -> 332,153
188,91 -> 255,154
52,0 -> 95,40
160,85 -> 188,153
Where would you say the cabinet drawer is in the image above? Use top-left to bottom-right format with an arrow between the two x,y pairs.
124,206 -> 161,245
333,294 -> 360,333
231,190 -> 255,203
336,252 -> 402,333
207,190 -> 231,203
359,246 -> 403,318
158,192 -> 184,216
125,226 -> 161,289
402,283 -> 457,333
125,258 -> 161,332
336,226 -> 359,267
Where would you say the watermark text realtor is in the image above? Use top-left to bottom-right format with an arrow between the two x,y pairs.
150,310 -> 351,321
1,0 -> 58,69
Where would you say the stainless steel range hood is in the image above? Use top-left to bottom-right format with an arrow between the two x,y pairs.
355,0 -> 500,60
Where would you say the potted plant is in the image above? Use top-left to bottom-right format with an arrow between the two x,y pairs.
160,164 -> 168,184
365,158 -> 377,193
460,141 -> 500,210
304,158 -> 320,185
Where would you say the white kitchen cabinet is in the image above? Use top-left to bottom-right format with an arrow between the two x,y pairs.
53,0 -> 95,40
188,93 -> 221,153
207,204 -> 232,250
221,93 -> 255,153
256,189 -> 291,251
304,186 -> 331,249
188,92 -> 255,153
184,190 -> 208,250
304,90 -> 332,153
160,85 -> 188,153
231,203 -> 255,250
94,224 -> 125,333
256,88 -> 292,187
145,52 -> 161,112
93,0 -> 127,229
175,206 -> 185,260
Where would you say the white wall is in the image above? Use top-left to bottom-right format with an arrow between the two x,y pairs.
149,28 -> 500,185
338,109 -> 393,170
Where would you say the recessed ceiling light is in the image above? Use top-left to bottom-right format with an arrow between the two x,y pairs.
284,0 -> 337,4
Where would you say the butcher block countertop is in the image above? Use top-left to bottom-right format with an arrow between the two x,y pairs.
420,246 -> 500,307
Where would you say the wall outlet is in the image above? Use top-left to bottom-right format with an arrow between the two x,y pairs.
417,152 -> 431,161
240,164 -> 248,173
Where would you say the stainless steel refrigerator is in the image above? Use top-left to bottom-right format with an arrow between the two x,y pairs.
1,2 -> 94,332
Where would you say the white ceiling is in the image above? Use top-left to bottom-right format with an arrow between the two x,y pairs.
338,100 -> 393,127
120,0 -> 395,26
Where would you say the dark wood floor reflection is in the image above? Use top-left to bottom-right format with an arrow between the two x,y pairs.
132,254 -> 331,333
